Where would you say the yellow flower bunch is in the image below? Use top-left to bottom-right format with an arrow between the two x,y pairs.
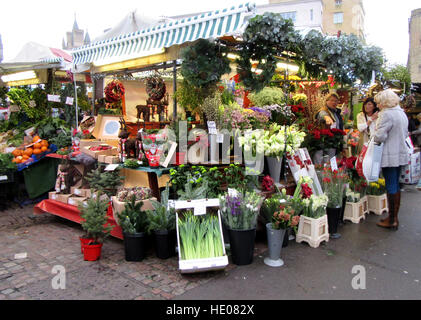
243,108 -> 254,114
378,179 -> 385,187
370,182 -> 380,189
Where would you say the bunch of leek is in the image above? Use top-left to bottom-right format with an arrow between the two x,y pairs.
178,211 -> 224,260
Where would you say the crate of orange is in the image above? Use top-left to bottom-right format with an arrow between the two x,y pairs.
14,135 -> 58,171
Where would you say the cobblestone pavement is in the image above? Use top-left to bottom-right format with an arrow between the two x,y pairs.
0,204 -> 267,300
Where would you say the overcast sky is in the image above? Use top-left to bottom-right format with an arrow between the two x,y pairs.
0,0 -> 420,66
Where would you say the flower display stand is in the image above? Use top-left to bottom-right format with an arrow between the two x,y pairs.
296,215 -> 329,248
368,194 -> 388,215
361,196 -> 369,215
343,200 -> 366,224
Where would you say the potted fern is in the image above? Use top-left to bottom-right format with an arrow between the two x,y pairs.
78,193 -> 114,261
117,195 -> 149,261
147,185 -> 177,259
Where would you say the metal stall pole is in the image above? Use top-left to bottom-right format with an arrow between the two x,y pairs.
73,69 -> 79,129
173,60 -> 177,121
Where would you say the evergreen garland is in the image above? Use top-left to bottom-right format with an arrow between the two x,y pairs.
85,166 -> 124,196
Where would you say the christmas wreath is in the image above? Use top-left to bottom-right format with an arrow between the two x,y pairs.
146,76 -> 166,101
104,80 -> 125,103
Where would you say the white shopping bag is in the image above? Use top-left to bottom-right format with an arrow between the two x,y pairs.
362,138 -> 384,182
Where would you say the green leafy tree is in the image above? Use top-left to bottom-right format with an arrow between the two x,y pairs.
117,195 -> 148,234
85,166 -> 124,196
381,64 -> 411,94
79,193 -> 114,243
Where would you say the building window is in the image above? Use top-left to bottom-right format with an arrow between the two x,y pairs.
334,12 -> 344,24
310,9 -> 314,21
280,11 -> 297,23
335,0 -> 343,7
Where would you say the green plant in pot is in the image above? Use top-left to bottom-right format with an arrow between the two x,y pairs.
117,195 -> 149,261
78,193 -> 114,261
147,185 -> 177,259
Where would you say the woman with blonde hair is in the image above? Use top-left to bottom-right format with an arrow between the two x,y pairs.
316,93 -> 344,130
373,89 -> 409,230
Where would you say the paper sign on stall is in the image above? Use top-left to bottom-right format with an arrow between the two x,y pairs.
217,133 -> 224,143
47,94 -> 61,102
193,199 -> 207,216
65,97 -> 74,105
104,164 -> 119,171
330,156 -> 338,171
207,121 -> 217,135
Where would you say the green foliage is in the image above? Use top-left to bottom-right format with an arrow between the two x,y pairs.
49,127 -> 72,149
147,185 -> 176,232
177,173 -> 208,200
117,195 -> 148,234
34,117 -> 68,141
0,87 -> 8,107
381,64 -> 411,94
180,39 -> 231,90
85,166 -> 124,196
124,159 -> 140,169
79,193 -> 114,243
178,211 -> 223,260
237,12 -> 301,92
0,153 -> 17,173
174,79 -> 210,116
248,87 -> 285,106
223,163 -> 258,192
201,91 -> 222,125
261,194 -> 283,225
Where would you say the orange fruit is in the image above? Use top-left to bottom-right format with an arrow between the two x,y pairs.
14,158 -> 22,164
33,148 -> 42,155
33,136 -> 41,143
22,155 -> 29,160
24,148 -> 33,156
41,140 -> 49,147
41,146 -> 47,152
34,143 -> 42,149
12,149 -> 22,157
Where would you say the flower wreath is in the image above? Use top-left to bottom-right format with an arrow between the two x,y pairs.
146,76 -> 166,101
104,80 -> 125,103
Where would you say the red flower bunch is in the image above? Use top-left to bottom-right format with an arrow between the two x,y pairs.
290,104 -> 305,114
331,128 -> 346,136
104,80 -> 125,103
312,129 -> 321,140
301,183 -> 313,199
321,129 -> 334,137
323,177 -> 331,183
261,175 -> 275,192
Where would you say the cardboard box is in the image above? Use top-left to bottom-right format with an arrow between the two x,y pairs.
173,199 -> 228,274
70,187 -> 92,197
111,197 -> 156,223
98,155 -> 120,164
81,145 -> 118,159
68,196 -> 87,207
80,139 -> 100,149
55,194 -> 72,204
49,191 -> 58,201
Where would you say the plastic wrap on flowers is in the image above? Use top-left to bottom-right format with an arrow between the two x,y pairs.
141,131 -> 167,167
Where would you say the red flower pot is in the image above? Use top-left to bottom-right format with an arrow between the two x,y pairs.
82,243 -> 103,261
79,237 -> 94,253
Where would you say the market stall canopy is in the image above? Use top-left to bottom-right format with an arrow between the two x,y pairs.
0,42 -> 72,74
93,10 -> 175,43
71,2 -> 256,68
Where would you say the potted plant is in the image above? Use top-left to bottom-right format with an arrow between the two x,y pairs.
78,193 -> 114,261
117,195 -> 149,261
366,178 -> 388,215
219,189 -> 263,265
147,185 -> 177,259
296,194 -> 330,248
343,189 -> 366,224
322,166 -> 348,239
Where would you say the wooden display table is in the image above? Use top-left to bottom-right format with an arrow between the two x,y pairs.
34,199 -> 123,240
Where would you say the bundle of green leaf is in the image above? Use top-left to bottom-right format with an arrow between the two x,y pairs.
124,159 -> 140,169
0,153 -> 17,173
147,185 -> 176,232
177,173 -> 208,200
34,117 -> 69,142
178,211 -> 224,260
117,195 -> 148,234
261,194 -> 284,225
85,166 -> 124,197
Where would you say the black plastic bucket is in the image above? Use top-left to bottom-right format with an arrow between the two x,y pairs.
227,228 -> 256,266
154,229 -> 176,259
123,232 -> 146,261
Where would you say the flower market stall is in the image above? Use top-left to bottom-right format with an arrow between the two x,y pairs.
1,2 -> 394,267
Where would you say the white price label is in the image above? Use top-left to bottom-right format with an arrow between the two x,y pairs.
330,156 -> 338,171
0,175 -> 7,181
227,188 -> 239,198
193,199 -> 207,216
74,189 -> 82,196
65,97 -> 74,105
47,94 -> 61,102
52,194 -> 57,200
217,133 -> 224,143
105,164 -> 119,171
207,121 -> 217,135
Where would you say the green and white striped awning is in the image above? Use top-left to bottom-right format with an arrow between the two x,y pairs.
72,2 -> 255,66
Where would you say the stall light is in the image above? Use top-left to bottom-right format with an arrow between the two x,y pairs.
1,70 -> 37,82
276,62 -> 299,73
251,68 -> 263,74
93,48 -> 165,67
227,53 -> 239,60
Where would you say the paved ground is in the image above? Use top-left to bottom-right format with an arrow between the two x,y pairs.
0,186 -> 420,300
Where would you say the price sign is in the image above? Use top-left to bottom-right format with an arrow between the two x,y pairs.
47,94 -> 61,102
105,164 -> 119,171
207,121 -> 217,135
330,156 -> 338,171
193,199 -> 207,216
65,97 -> 74,105
217,133 -> 224,143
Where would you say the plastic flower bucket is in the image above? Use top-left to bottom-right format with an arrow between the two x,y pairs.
82,243 -> 103,261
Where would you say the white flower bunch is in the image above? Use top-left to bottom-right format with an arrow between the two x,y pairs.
310,194 -> 328,211
238,130 -> 265,159
346,189 -> 360,203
